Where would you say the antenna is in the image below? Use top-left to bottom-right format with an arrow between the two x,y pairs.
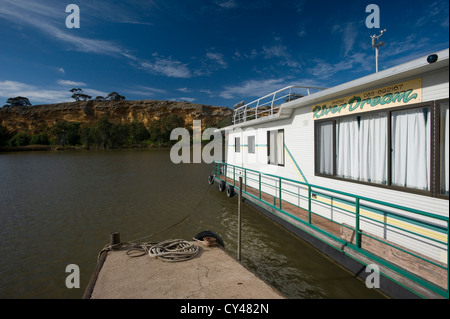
370,29 -> 387,73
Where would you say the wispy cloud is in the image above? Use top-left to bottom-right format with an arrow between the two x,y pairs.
0,80 -> 71,104
139,55 -> 192,78
332,22 -> 358,57
0,0 -> 194,79
307,52 -> 372,80
206,52 -> 228,68
214,0 -> 238,9
262,44 -> 301,68
57,80 -> 87,87
219,78 -> 289,100
0,80 -> 108,104
123,85 -> 167,97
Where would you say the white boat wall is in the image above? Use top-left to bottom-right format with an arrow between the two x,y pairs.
215,49 -> 449,298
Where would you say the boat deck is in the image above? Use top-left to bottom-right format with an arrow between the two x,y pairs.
218,174 -> 448,296
84,241 -> 285,299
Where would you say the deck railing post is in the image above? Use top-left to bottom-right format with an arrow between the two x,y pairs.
355,198 -> 361,248
259,173 -> 261,199
279,178 -> 282,210
233,166 -> 236,187
244,169 -> 247,192
308,186 -> 312,224
238,177 -> 242,261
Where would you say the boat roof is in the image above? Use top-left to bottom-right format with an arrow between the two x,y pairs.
226,48 -> 449,130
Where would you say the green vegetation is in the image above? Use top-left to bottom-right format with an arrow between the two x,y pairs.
0,114 -> 188,151
3,96 -> 31,107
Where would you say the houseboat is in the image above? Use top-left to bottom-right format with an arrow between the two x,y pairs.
210,48 -> 449,299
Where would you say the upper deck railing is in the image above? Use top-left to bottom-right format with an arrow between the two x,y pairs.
232,85 -> 327,124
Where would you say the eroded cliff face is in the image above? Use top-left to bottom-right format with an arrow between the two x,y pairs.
0,99 -> 232,134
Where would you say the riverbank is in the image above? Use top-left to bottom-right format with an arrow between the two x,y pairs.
0,143 -> 170,152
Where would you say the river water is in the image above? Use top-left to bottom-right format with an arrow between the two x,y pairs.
0,149 -> 384,299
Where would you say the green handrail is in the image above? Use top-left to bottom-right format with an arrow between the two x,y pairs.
212,160 -> 449,298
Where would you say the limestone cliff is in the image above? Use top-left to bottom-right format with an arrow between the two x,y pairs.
0,99 -> 232,134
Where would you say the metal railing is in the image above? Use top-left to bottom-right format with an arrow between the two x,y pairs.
212,161 -> 449,299
232,86 -> 327,124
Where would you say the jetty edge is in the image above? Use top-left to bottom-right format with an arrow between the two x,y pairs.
83,234 -> 285,299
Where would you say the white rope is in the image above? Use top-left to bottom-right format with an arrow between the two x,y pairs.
147,239 -> 199,262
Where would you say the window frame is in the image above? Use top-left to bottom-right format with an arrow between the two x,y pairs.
314,100 -> 448,199
248,135 -> 256,154
267,129 -> 285,167
235,137 -> 240,153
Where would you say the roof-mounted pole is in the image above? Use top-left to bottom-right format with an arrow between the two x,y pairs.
371,29 -> 387,73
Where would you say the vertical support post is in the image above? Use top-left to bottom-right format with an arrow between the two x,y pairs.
279,177 -> 282,210
259,173 -> 261,199
244,169 -> 247,192
110,232 -> 121,250
238,177 -> 243,261
233,166 -> 236,187
308,186 -> 312,224
355,198 -> 361,248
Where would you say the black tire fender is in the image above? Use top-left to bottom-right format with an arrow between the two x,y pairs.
194,230 -> 224,247
219,180 -> 226,192
226,184 -> 235,197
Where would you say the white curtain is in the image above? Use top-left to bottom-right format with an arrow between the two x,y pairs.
441,102 -> 449,194
336,116 -> 360,180
269,131 -> 276,164
359,112 -> 388,184
392,107 -> 431,190
277,130 -> 284,165
318,122 -> 333,175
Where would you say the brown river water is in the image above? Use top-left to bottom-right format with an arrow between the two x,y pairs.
0,149 -> 384,299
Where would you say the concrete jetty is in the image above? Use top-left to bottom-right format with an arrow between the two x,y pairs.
84,240 -> 285,299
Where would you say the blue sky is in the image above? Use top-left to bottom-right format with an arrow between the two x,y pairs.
0,0 -> 448,108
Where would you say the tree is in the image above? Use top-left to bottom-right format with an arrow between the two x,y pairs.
149,114 -> 184,145
106,92 -> 126,101
95,96 -> 105,100
4,96 -> 31,107
51,120 -> 81,146
8,132 -> 29,147
89,117 -> 113,149
70,88 -> 91,101
0,125 -> 11,146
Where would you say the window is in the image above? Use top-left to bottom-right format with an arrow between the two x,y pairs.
315,101 -> 448,198
248,136 -> 255,154
336,112 -> 388,184
267,129 -> 284,166
391,107 -> 430,191
235,137 -> 240,153
316,121 -> 333,175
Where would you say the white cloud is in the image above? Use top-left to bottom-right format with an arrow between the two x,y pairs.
332,22 -> 358,57
206,52 -> 227,68
124,85 -> 167,97
0,80 -> 109,104
215,0 -> 238,9
307,52 -> 372,80
262,44 -> 301,68
169,97 -> 196,103
219,78 -> 289,100
57,80 -> 87,87
0,80 -> 71,104
140,56 -> 192,78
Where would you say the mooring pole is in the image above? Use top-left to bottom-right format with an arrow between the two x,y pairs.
238,177 -> 242,261
110,232 -> 121,250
